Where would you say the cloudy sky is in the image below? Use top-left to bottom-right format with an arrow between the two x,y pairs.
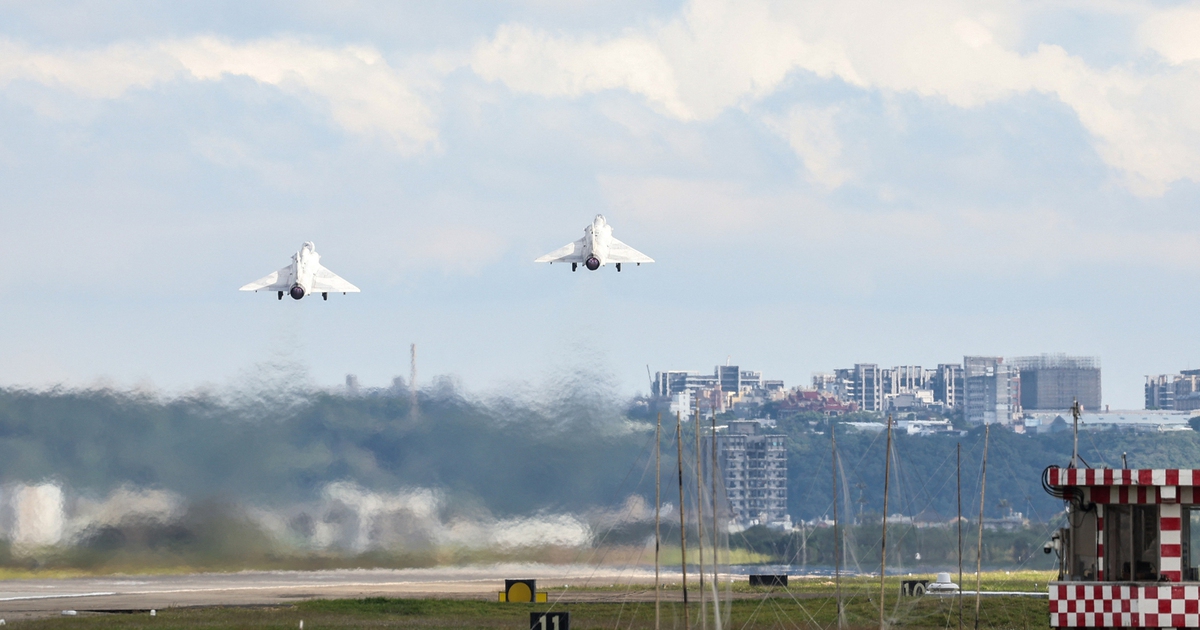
3,0 -> 1200,408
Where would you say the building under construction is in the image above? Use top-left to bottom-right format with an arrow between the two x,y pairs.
1013,354 -> 1101,411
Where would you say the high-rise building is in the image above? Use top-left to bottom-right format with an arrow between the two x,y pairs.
964,356 -> 1021,425
654,364 -> 780,415
1145,371 -> 1200,411
716,365 -> 741,393
654,370 -> 717,397
832,364 -> 949,411
813,373 -> 850,400
885,366 -> 931,394
1146,375 -> 1176,410
834,364 -> 883,411
1012,355 -> 1101,411
932,364 -> 964,409
711,421 -> 789,528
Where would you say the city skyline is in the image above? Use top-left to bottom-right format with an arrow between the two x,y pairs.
3,2 -> 1200,409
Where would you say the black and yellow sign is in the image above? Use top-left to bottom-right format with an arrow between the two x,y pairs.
499,579 -> 547,603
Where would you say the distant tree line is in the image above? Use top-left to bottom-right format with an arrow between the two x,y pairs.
2,386 -> 1200,534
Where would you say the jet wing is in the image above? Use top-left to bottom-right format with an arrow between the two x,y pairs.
606,238 -> 654,263
311,264 -> 361,293
240,265 -> 293,291
535,238 -> 586,263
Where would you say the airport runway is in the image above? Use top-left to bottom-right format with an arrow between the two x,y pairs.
0,565 -> 666,620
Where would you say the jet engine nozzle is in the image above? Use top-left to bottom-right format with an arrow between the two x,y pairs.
585,256 -> 600,271
289,285 -> 306,300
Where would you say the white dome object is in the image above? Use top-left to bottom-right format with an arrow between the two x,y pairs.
926,573 -> 960,593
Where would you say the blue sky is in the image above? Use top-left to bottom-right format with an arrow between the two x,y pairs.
3,0 -> 1200,408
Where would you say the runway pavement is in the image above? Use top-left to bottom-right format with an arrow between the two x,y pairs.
0,564 -> 665,620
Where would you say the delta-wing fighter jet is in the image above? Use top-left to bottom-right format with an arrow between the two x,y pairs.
240,242 -> 360,300
535,215 -> 654,272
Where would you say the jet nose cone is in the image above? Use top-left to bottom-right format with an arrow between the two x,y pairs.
290,285 -> 306,300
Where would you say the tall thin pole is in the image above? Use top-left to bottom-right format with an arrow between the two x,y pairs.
409,343 -> 418,418
832,421 -> 843,629
695,410 -> 706,630
655,412 -> 662,630
677,413 -> 690,628
957,442 -> 963,630
711,413 -> 722,630
1070,398 -> 1081,469
974,424 -> 991,630
880,414 -> 893,630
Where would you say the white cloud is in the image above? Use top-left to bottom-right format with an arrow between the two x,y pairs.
764,105 -> 851,189
471,0 -> 1200,195
0,37 -> 437,153
1138,6 -> 1200,65
472,24 -> 689,118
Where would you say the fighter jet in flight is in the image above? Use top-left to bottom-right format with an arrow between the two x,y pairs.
240,242 -> 360,300
535,215 -> 654,272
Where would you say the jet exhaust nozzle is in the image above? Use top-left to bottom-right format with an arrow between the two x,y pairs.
585,256 -> 600,271
289,285 -> 306,300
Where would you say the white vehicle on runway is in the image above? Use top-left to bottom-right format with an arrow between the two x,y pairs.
240,242 -> 360,301
535,215 -> 653,272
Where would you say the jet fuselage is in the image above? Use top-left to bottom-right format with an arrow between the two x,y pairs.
289,242 -> 321,299
533,214 -> 652,271
581,216 -> 613,270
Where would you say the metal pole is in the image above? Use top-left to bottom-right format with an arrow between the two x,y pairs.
832,421 -> 843,629
677,413 -> 690,628
695,409 -> 706,630
711,413 -> 722,630
1070,398 -> 1080,469
974,424 -> 990,630
409,343 -> 418,418
957,442 -> 963,630
880,414 -> 893,630
655,412 -> 661,630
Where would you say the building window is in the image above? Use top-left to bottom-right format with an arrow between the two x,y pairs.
1186,507 -> 1200,581
1105,505 -> 1159,581
1065,507 -> 1097,580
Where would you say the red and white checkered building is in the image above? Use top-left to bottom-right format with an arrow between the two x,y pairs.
1046,467 -> 1200,629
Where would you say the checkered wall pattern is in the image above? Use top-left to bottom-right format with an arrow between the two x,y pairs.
1047,468 -> 1200,627
1051,583 -> 1200,628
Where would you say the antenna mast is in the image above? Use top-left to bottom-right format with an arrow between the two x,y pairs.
974,423 -> 991,630
832,421 -> 843,629
880,414 -> 893,630
410,343 -> 418,418
710,412 -> 722,630
655,412 -> 661,630
695,409 -> 706,630
676,413 -> 690,629
1070,398 -> 1081,468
